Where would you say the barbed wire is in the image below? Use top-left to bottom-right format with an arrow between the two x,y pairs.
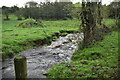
61,64 -> 120,70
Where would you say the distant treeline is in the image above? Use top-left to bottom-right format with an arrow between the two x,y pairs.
2,1 -> 119,20
23,1 -> 74,20
2,1 -> 73,20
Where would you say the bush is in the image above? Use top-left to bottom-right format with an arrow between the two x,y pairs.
16,18 -> 45,28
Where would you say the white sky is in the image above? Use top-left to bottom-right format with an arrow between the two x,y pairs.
0,0 -> 115,7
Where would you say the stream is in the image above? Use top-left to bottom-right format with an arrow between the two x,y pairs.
2,33 -> 84,78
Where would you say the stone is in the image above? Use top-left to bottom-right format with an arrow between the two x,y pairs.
71,45 -> 75,48
58,54 -> 64,58
72,40 -> 77,43
67,57 -> 71,61
69,48 -> 72,50
43,71 -> 48,75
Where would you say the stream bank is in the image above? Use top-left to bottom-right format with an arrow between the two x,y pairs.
2,32 -> 84,79
2,30 -> 79,59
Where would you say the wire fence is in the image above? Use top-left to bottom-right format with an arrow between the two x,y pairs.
61,64 -> 120,70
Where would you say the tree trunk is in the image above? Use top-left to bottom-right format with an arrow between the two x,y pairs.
80,1 -> 97,49
5,14 -> 9,20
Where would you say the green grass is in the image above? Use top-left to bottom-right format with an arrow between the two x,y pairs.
15,55 -> 24,60
47,31 -> 118,79
2,18 -> 80,59
2,14 -> 24,20
2,15 -> 117,63
74,3 -> 82,7
103,19 -> 117,28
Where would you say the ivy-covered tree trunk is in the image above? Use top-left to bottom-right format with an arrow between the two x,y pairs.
80,0 -> 97,49
97,1 -> 102,25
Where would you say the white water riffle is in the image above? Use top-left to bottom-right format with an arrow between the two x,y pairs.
2,33 -> 84,78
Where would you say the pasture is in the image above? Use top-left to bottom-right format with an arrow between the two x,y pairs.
2,15 -> 80,59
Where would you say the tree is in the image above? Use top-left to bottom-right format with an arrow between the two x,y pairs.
2,6 -> 10,20
70,2 -> 83,20
108,2 -> 117,18
108,1 -> 120,29
63,2 -> 73,19
26,1 -> 38,8
102,5 -> 110,18
52,1 -> 72,20
23,1 -> 39,20
22,1 -> 73,20
97,1 -> 103,25
80,0 -> 101,49
116,1 -> 120,29
10,5 -> 19,13
22,5 -> 30,19
15,9 -> 23,20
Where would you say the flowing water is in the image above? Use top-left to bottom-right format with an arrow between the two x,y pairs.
2,33 -> 84,78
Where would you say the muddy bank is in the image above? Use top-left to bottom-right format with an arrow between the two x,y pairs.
21,30 -> 79,47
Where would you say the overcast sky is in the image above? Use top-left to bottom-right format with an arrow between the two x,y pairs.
0,0 -> 115,7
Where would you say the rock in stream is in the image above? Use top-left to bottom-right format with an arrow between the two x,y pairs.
2,33 -> 84,78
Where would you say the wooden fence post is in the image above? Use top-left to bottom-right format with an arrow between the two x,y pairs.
14,55 -> 27,80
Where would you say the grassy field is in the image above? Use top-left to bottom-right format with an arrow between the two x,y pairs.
2,16 -> 80,59
47,31 -> 118,79
2,14 -> 118,78
1,14 -> 116,60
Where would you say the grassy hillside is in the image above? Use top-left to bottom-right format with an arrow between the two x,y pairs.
47,31 -> 118,79
2,17 -> 80,59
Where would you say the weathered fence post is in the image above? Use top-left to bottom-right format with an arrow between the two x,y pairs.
14,55 -> 27,80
